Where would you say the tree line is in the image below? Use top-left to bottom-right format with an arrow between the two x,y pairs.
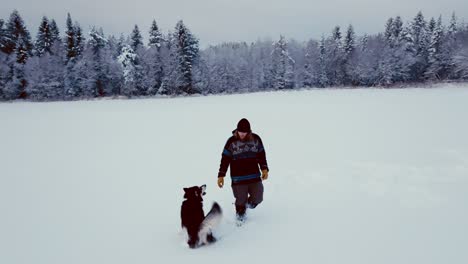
0,10 -> 467,101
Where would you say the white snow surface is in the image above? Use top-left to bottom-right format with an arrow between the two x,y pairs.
1,86 -> 468,264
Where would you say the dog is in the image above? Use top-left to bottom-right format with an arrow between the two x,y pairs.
181,184 -> 222,248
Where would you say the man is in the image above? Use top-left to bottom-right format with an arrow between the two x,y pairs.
217,118 -> 269,222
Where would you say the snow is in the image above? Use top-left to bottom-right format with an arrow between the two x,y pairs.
1,86 -> 468,264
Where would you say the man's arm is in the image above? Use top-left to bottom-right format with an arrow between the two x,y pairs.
256,135 -> 269,172
218,139 -> 233,178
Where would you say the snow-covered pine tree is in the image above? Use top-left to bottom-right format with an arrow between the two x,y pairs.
77,27 -> 115,97
444,12 -> 459,79
391,16 -> 404,47
5,10 -> 33,64
118,44 -> 139,96
447,12 -> 458,37
49,19 -> 60,44
148,20 -> 163,50
173,20 -> 199,94
271,35 -> 294,89
64,22 -> 85,99
378,17 -> 397,85
384,18 -> 394,43
35,16 -> 53,57
392,17 -> 414,83
116,33 -> 126,56
343,24 -> 356,85
74,23 -> 84,57
327,26 -> 345,85
427,17 -> 437,36
361,34 -> 369,51
378,16 -> 415,85
3,10 -> 33,99
65,13 -> 76,61
409,11 -> 430,81
425,16 -> 445,80
146,20 -> 164,95
131,25 -> 143,51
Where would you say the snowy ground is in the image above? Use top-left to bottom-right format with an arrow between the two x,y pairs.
1,86 -> 468,264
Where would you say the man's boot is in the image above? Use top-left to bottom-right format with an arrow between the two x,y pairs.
235,204 -> 246,224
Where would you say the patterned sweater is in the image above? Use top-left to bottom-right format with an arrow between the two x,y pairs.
218,133 -> 269,185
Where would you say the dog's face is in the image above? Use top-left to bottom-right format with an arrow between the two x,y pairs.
183,185 -> 206,201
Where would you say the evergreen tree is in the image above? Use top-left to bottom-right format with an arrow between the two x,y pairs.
5,10 -> 33,63
65,13 -> 76,61
145,20 -> 164,95
76,27 -> 119,97
49,19 -> 60,43
74,23 -> 84,57
391,16 -> 404,46
173,20 -> 199,94
118,44 -> 144,96
271,35 -> 294,89
343,24 -> 356,85
379,16 -> 414,84
428,18 -> 436,35
148,20 -> 163,49
384,18 -> 394,42
89,27 -> 107,96
131,25 -> 143,51
410,11 -> 430,80
447,12 -> 458,37
327,26 -> 345,85
4,10 -> 34,99
425,16 -> 445,80
64,22 -> 85,99
35,16 -> 53,56
444,12 -> 459,79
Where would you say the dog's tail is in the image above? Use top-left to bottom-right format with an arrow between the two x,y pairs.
198,202 -> 222,244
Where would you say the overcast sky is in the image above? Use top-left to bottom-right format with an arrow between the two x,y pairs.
1,0 -> 467,47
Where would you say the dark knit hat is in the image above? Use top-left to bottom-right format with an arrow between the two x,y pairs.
237,118 -> 251,133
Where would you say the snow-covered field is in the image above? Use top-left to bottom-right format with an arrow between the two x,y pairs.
1,86 -> 468,264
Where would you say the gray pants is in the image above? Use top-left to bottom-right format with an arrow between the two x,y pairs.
231,181 -> 264,208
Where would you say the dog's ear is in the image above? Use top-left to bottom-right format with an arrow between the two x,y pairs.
200,184 -> 206,196
183,188 -> 188,199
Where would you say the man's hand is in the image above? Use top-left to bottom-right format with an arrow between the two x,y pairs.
217,177 -> 224,188
261,169 -> 269,180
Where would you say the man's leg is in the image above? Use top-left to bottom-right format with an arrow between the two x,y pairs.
247,181 -> 264,209
231,184 -> 249,218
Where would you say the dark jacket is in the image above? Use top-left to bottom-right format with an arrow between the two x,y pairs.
218,131 -> 269,185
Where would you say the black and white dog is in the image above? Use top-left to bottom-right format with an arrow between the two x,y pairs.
181,184 -> 222,248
